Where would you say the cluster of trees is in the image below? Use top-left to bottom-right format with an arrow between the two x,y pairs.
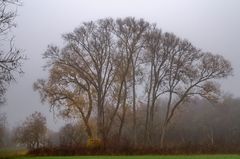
7,111 -> 85,149
0,0 -> 236,153
6,96 -> 240,152
165,96 -> 240,148
33,17 -> 232,148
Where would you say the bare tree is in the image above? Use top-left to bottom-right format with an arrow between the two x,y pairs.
13,112 -> 47,149
143,27 -> 169,145
0,0 -> 24,103
34,65 -> 94,139
0,0 -> 20,34
157,33 -> 232,147
103,34 -> 132,141
34,18 -> 116,144
114,17 -> 149,146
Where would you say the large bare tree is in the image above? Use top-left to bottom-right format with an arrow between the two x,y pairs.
34,19 -> 116,144
154,33 -> 232,147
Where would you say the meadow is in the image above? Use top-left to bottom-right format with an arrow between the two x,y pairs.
1,148 -> 240,159
4,155 -> 240,159
0,148 -> 27,159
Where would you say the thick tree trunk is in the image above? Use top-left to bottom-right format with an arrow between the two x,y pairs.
97,91 -> 104,141
85,121 -> 93,139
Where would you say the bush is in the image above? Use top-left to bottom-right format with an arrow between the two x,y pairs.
86,138 -> 102,149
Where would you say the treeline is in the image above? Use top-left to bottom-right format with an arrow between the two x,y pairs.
55,96 -> 240,151
2,96 -> 240,154
32,17 -> 232,149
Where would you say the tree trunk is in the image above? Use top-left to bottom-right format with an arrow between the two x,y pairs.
149,98 -> 156,144
144,64 -> 153,146
118,80 -> 127,142
144,99 -> 150,145
132,61 -> 137,147
97,92 -> 104,141
160,125 -> 166,148
85,122 -> 93,139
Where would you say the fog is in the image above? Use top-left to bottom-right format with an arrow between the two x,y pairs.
2,0 -> 240,130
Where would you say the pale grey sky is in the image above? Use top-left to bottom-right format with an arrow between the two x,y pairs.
2,0 -> 240,130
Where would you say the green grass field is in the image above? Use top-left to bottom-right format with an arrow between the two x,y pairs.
1,149 -> 240,159
0,148 -> 27,159
6,155 -> 240,159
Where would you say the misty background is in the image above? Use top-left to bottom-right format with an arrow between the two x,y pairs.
2,0 -> 240,131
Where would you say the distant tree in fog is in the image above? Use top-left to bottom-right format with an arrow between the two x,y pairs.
59,122 -> 87,146
0,113 -> 6,146
13,112 -> 47,149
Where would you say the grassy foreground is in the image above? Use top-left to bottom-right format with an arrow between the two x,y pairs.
0,148 -> 27,159
7,155 -> 240,159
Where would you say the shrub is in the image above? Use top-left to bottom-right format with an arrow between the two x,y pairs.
86,138 -> 102,149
